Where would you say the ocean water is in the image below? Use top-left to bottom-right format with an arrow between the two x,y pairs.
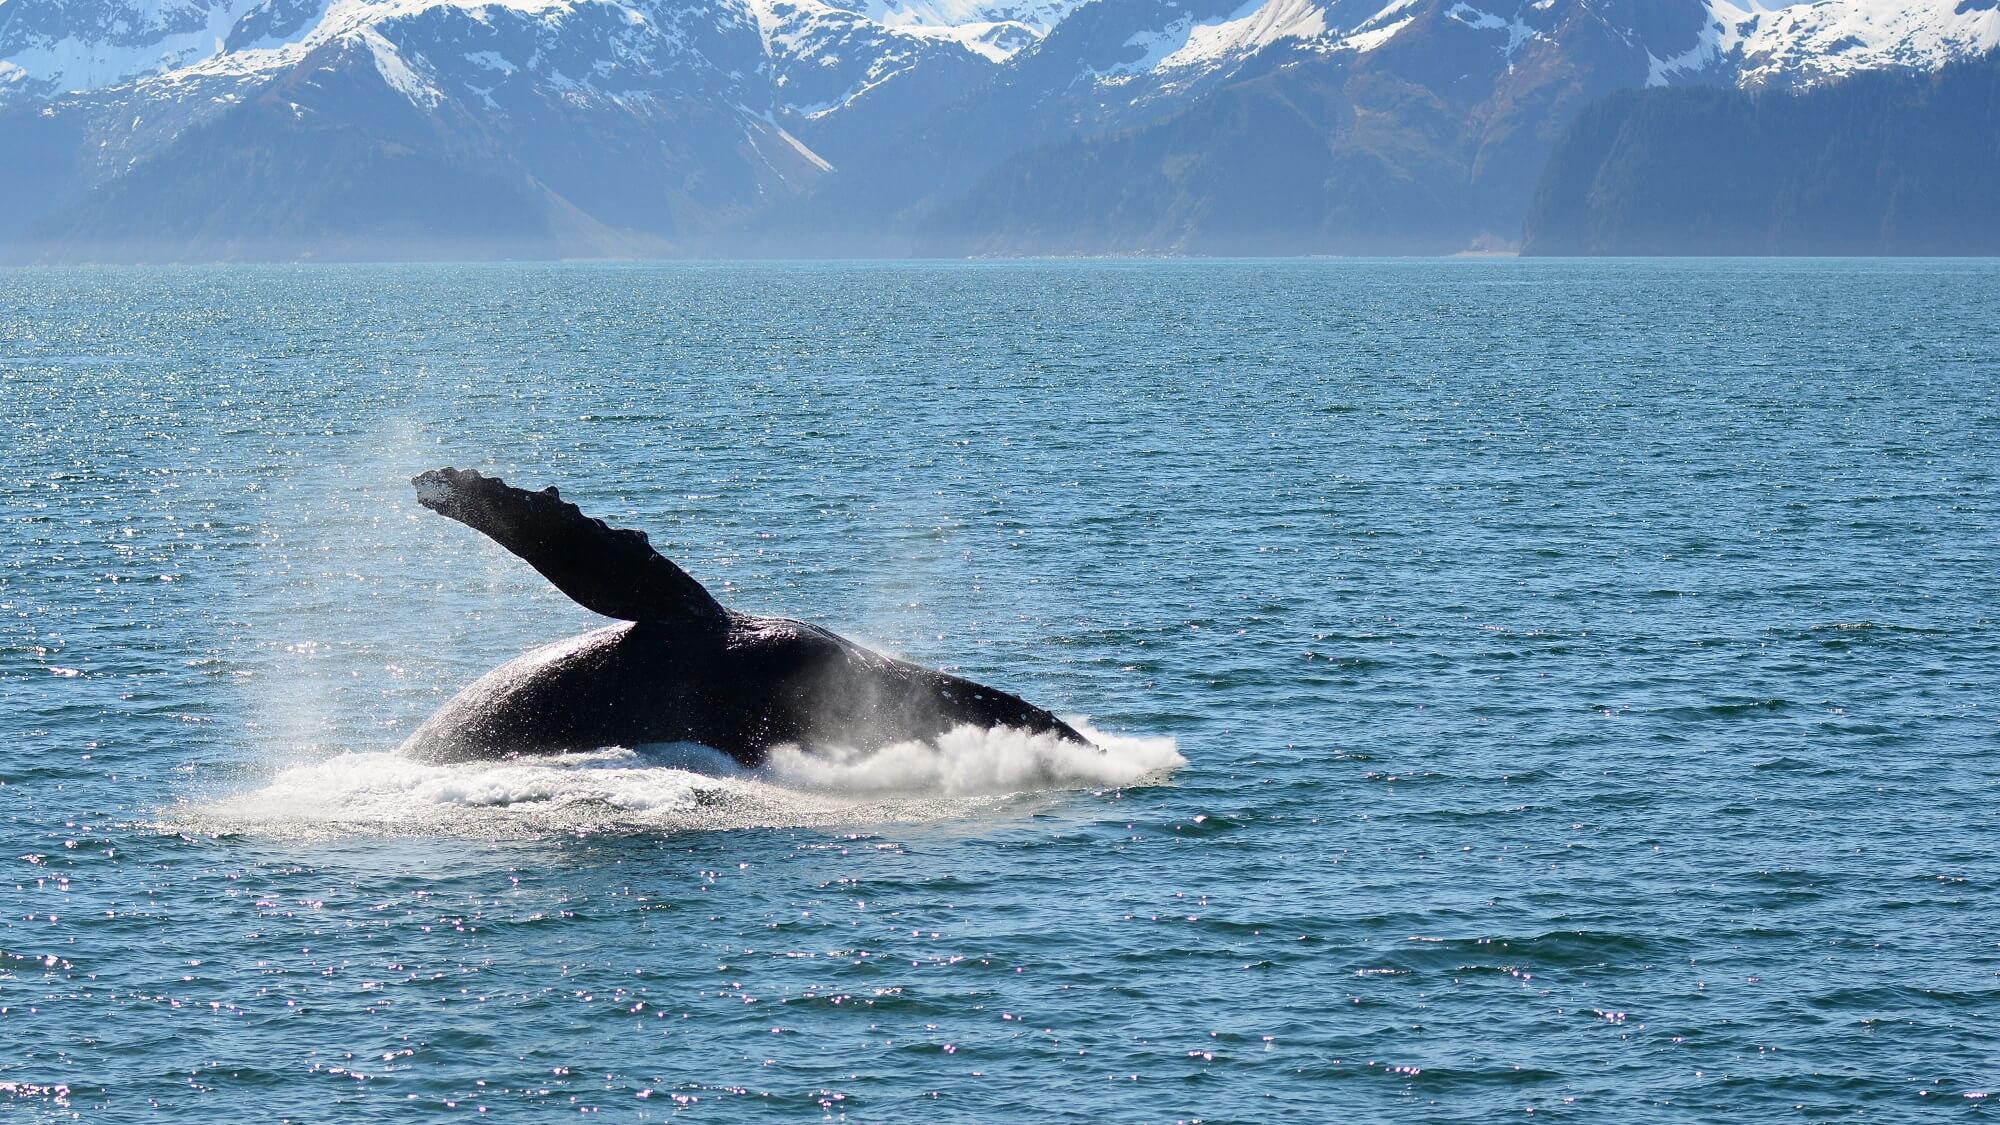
2,258 -> 1997,1121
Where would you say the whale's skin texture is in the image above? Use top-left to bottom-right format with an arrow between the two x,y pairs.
399,614 -> 1083,765
399,467 -> 1085,766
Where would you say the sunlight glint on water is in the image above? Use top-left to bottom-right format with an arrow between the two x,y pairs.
2,259 -> 1997,1121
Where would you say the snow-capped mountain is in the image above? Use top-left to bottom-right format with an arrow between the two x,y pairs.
1674,0 -> 2000,90
0,0 -> 1993,259
745,0 -> 989,119
862,0 -> 1080,35
902,0 -> 1997,253
1038,0 -> 1999,107
1523,37 -> 2000,254
0,0 -> 1062,105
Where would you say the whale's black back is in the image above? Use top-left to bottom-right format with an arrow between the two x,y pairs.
403,467 -> 1087,764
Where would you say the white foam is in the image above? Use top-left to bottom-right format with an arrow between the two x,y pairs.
163,719 -> 1181,839
763,718 -> 1183,796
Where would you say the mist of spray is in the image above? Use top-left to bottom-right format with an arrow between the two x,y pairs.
232,416 -> 558,767
166,719 -> 1181,839
205,433 -> 1179,838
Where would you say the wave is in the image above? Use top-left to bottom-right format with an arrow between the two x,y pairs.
161,719 -> 1182,839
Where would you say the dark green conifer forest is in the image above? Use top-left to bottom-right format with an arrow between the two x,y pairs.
1524,50 -> 2000,256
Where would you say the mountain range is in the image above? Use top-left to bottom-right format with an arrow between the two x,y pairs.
2,0 -> 1995,260
1524,49 -> 2000,255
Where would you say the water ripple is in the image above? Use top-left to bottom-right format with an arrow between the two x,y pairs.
3,259 -> 1998,1120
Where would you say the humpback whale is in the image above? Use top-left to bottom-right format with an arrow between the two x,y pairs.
399,468 -> 1087,765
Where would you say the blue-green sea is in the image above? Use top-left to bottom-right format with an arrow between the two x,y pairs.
3,259 -> 1997,1120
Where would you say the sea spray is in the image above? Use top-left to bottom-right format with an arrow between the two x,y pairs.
760,718 -> 1183,796
166,720 -> 1180,838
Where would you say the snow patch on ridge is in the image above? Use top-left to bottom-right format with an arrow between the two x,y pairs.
773,122 -> 834,170
1155,0 -> 1326,71
1108,0 -> 1328,82
1335,13 -> 1411,53
463,49 -> 516,73
1648,6 -> 1730,85
863,0 -> 1079,36
359,27 -> 442,106
1722,0 -> 2000,88
0,0 -> 259,96
1446,3 -> 1535,56
1311,0 -> 1420,56
894,19 -> 1037,62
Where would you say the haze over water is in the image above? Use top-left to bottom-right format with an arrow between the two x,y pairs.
3,259 -> 1997,1120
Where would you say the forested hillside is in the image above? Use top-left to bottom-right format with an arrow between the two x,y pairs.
1523,50 -> 2000,256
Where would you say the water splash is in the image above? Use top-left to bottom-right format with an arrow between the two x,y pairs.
162,719 -> 1180,839
762,718 -> 1183,796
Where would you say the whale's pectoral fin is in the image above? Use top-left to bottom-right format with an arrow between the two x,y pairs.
413,467 -> 728,626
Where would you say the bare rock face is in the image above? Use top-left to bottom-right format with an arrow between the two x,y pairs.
3,0 -> 1993,259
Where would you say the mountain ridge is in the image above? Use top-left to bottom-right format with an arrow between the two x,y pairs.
4,0 -> 1995,260
1522,48 -> 2000,255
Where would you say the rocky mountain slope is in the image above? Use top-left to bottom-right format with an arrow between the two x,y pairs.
2,0 -> 1994,259
1523,49 -> 2000,255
